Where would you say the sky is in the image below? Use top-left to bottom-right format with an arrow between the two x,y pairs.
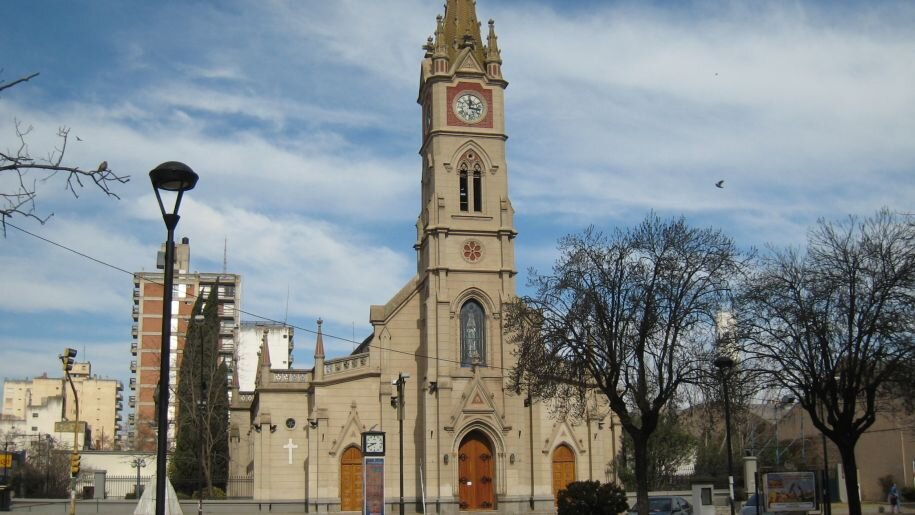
1,0 -> 913,416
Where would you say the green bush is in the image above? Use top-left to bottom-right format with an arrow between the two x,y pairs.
557,480 -> 629,515
901,486 -> 915,502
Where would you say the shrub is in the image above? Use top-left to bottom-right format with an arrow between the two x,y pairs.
557,480 -> 629,515
901,487 -> 915,502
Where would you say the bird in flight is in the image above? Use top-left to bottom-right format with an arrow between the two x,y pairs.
75,135 -> 83,142
715,180 -> 725,188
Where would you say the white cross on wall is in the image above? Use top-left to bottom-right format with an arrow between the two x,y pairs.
283,438 -> 298,465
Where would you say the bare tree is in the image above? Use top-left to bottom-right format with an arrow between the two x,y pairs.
1,71 -> 128,232
736,209 -> 915,515
505,214 -> 746,514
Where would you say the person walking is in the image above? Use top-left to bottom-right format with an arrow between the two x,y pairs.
889,483 -> 901,514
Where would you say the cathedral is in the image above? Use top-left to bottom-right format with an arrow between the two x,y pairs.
227,1 -> 620,512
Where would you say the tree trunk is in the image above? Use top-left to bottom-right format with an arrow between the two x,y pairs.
837,442 -> 861,515
633,431 -> 650,515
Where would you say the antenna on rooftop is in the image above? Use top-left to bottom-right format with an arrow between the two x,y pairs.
223,237 -> 228,273
284,284 -> 290,325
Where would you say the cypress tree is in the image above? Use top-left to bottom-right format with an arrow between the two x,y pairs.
171,285 -> 230,496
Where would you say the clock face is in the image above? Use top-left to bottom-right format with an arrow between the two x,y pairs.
365,433 -> 384,454
455,92 -> 485,123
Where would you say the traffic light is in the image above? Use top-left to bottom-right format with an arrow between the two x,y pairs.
70,452 -> 80,475
60,348 -> 77,372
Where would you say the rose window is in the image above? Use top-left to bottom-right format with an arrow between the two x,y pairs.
462,241 -> 482,263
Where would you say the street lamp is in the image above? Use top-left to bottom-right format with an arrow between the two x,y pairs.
150,161 -> 198,515
392,373 -> 409,515
715,354 -> 736,515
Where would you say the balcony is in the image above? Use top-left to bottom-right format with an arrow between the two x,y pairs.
131,342 -> 138,356
129,378 -> 136,390
133,288 -> 139,300
132,305 -> 139,320
128,414 -> 135,424
130,361 -> 137,373
116,393 -> 123,402
117,382 -> 124,391
131,324 -> 138,338
129,396 -> 136,408
116,413 -> 122,421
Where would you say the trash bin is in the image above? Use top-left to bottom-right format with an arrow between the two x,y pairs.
0,485 -> 11,511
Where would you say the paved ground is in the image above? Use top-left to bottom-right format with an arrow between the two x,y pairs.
6,500 -> 911,514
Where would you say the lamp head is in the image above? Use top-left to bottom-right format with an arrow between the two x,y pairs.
149,162 -> 198,192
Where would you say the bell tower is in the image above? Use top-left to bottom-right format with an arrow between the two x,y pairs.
416,0 -> 515,299
413,2 -> 519,508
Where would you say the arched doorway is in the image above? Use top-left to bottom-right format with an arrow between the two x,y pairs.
340,446 -> 363,511
458,430 -> 496,510
552,444 -> 576,504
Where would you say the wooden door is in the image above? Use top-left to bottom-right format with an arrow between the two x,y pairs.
340,446 -> 363,511
552,444 -> 576,505
458,430 -> 496,510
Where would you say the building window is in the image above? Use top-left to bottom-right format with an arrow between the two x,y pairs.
460,300 -> 486,367
459,164 -> 469,212
32,413 -> 38,418
457,150 -> 484,213
472,166 -> 482,212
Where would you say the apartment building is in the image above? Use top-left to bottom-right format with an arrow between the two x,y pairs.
235,321 -> 294,392
1,364 -> 122,450
129,237 -> 241,451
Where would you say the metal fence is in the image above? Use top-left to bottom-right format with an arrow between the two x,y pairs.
75,474 -> 253,499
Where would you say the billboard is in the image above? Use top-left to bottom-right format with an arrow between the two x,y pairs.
763,471 -> 818,511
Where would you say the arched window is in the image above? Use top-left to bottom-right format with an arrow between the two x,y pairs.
472,164 -> 482,212
459,163 -> 469,212
460,300 -> 485,366
457,150 -> 484,213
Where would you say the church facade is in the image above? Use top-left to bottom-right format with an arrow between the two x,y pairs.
228,1 -> 620,512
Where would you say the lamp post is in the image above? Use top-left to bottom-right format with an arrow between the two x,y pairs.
130,457 -> 147,499
393,373 -> 409,515
820,403 -> 831,515
715,355 -> 736,515
150,161 -> 198,515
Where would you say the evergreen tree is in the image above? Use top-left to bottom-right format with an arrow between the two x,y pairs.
171,286 -> 230,496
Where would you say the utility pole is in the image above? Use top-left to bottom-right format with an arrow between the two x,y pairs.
60,348 -> 80,515
392,373 -> 409,515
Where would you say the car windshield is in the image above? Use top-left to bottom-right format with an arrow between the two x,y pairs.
650,499 -> 673,511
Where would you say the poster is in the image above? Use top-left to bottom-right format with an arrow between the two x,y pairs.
364,457 -> 385,515
763,471 -> 817,511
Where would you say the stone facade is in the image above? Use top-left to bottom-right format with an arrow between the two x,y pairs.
228,1 -> 621,512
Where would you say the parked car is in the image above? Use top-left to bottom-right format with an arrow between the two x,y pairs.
629,496 -> 694,515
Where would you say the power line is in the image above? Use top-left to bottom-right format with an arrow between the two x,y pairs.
4,220 -> 509,372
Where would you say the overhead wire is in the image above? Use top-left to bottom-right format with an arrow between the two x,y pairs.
4,220 -> 513,373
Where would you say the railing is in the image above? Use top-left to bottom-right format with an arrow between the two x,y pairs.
270,370 -> 310,383
324,352 -> 370,376
73,475 -> 254,499
237,392 -> 254,403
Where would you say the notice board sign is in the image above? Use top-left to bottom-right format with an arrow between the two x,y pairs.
763,471 -> 817,511
364,456 -> 385,515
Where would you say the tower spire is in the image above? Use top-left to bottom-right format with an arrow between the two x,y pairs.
441,0 -> 485,65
